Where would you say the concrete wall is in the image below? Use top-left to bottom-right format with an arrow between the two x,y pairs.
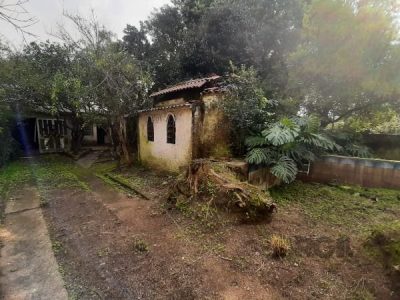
248,165 -> 281,189
138,106 -> 193,172
300,155 -> 400,189
82,125 -> 111,146
83,124 -> 98,144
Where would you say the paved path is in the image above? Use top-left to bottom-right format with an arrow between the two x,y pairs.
76,150 -> 102,169
0,186 -> 68,300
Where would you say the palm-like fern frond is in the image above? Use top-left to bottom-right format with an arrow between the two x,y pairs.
270,156 -> 298,183
263,121 -> 300,146
299,133 -> 339,151
344,144 -> 371,158
294,115 -> 320,133
246,148 -> 274,165
245,135 -> 267,148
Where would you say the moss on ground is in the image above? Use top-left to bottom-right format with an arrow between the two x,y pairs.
364,220 -> 400,269
0,160 -> 32,199
0,155 -> 94,220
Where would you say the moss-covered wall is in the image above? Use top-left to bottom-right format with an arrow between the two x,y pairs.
199,93 -> 231,158
138,106 -> 193,172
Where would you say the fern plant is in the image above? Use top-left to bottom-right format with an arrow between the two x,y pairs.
246,116 -> 339,183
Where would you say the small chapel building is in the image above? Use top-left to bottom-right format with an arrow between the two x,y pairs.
137,75 -> 230,172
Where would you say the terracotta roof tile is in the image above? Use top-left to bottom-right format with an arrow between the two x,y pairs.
150,75 -> 221,97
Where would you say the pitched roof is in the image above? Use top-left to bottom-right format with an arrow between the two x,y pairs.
150,75 -> 221,98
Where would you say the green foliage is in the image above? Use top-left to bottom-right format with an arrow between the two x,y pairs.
345,106 -> 400,135
220,65 -> 276,155
262,118 -> 299,146
246,116 -> 338,183
0,103 -> 19,167
364,221 -> 400,269
326,130 -> 372,158
269,156 -> 298,184
289,0 -> 400,126
123,0 -> 303,91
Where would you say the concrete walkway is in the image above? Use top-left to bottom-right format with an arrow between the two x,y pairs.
76,150 -> 102,169
0,186 -> 68,300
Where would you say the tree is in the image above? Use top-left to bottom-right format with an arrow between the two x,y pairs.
55,13 -> 153,162
0,0 -> 37,39
220,64 -> 276,155
342,105 -> 400,135
94,42 -> 152,164
289,0 -> 400,127
10,41 -> 96,154
123,0 -> 303,93
122,24 -> 150,61
50,71 -> 97,154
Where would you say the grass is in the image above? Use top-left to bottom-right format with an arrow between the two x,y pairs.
270,234 -> 291,258
131,237 -> 149,253
364,220 -> 400,269
0,155 -> 95,219
0,160 -> 32,199
52,240 -> 64,254
270,181 -> 400,233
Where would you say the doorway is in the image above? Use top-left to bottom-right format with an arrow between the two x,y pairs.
97,127 -> 106,145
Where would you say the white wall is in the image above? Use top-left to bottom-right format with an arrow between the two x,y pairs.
138,107 -> 193,172
83,124 -> 98,143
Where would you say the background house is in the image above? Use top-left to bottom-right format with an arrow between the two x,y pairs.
138,75 -> 230,172
14,111 -> 111,155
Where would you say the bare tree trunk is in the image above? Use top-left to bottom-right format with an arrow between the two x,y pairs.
117,116 -> 132,165
70,119 -> 84,154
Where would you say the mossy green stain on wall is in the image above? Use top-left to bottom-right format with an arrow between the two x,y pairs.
201,94 -> 231,158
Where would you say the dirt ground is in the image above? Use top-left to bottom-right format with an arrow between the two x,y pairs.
39,162 -> 397,299
1,156 -> 399,299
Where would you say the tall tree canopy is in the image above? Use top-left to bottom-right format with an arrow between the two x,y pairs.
289,0 -> 400,127
123,0 -> 303,95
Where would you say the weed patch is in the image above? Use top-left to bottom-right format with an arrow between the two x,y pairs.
131,237 -> 149,253
52,240 -> 64,254
270,234 -> 291,258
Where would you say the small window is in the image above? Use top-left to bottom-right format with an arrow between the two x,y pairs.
167,115 -> 176,144
147,117 -> 154,142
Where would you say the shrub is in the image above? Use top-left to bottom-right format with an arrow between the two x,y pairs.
246,116 -> 339,183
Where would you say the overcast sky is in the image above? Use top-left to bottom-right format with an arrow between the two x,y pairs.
1,0 -> 171,48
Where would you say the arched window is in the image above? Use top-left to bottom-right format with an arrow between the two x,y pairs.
147,117 -> 154,142
167,114 -> 176,144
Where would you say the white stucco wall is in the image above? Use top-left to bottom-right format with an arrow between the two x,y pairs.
83,124 -> 98,143
138,106 -> 193,172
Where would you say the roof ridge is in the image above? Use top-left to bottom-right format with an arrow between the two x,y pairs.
150,75 -> 221,98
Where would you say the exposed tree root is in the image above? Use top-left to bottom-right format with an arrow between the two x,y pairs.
168,159 -> 276,220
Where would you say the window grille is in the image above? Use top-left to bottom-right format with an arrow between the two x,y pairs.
147,117 -> 154,142
167,115 -> 176,144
